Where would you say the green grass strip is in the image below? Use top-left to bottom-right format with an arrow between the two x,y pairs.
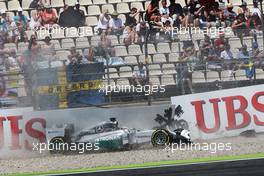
7,152 -> 264,176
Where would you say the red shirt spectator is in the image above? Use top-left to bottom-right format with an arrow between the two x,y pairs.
214,33 -> 226,48
40,4 -> 58,27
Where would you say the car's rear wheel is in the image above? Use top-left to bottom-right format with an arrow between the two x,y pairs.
151,130 -> 170,146
49,137 -> 65,154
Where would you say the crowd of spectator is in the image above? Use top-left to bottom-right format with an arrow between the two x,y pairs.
0,0 -> 263,96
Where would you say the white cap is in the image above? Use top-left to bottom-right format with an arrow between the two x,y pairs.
17,7 -> 23,12
75,1 -> 80,5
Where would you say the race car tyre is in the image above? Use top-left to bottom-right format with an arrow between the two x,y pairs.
49,137 -> 66,154
151,130 -> 170,146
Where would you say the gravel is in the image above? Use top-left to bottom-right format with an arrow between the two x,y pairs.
1,134 -> 264,174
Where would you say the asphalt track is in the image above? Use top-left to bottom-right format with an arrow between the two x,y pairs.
61,158 -> 264,176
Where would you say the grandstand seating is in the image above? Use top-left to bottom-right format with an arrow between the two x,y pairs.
161,75 -> 176,85
124,56 -> 138,64
1,0 -> 264,93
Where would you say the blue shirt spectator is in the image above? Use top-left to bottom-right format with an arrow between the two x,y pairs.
237,45 -> 250,60
13,7 -> 28,27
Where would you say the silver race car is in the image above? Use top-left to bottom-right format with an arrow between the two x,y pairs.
46,118 -> 154,154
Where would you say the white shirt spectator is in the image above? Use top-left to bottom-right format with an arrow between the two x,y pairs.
159,7 -> 169,15
29,16 -> 41,30
109,18 -> 123,29
221,50 -> 233,60
136,22 -> 149,32
97,14 -> 110,30
251,7 -> 261,18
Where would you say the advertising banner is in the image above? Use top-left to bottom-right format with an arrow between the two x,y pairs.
0,70 -> 25,107
0,107 -> 34,152
1,85 -> 264,156
35,63 -> 105,110
0,104 -> 168,155
171,85 -> 264,139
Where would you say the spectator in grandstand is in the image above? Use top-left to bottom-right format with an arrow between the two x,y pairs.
247,12 -> 262,43
68,47 -> 83,65
237,44 -> 250,60
221,43 -> 236,80
0,40 -> 16,71
223,3 -> 237,27
6,15 -> 19,43
123,24 -> 139,46
179,43 -> 199,93
218,0 -> 226,10
13,7 -> 28,28
249,42 -> 264,70
181,6 -> 194,27
169,0 -> 183,27
199,34 -> 213,61
97,32 -> 115,57
207,3 -> 218,22
0,10 -> 7,34
5,50 -> 19,71
208,2 -> 223,27
252,0 -> 261,18
29,10 -> 41,30
59,5 -> 75,27
221,44 -> 233,60
41,36 -> 55,61
131,62 -> 147,86
74,2 -> 85,27
215,43 -> 225,57
237,2 -> 250,19
82,47 -> 95,64
238,45 -> 256,80
247,12 -> 262,31
59,3 -> 85,28
40,4 -> 58,28
136,21 -> 149,43
232,14 -> 250,45
214,32 -> 227,48
7,14 -> 28,46
28,34 -> 41,58
197,0 -> 215,13
109,11 -> 124,36
196,6 -> 209,28
249,42 -> 260,59
160,20 -> 173,41
206,44 -> 224,72
146,0 -> 161,22
125,7 -> 140,27
186,0 -> 199,15
97,9 -> 111,35
160,0 -> 173,26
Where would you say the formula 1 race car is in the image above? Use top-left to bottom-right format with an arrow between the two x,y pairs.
151,127 -> 191,146
46,118 -> 154,154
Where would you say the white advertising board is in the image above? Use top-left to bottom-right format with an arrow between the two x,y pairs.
171,85 -> 264,139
